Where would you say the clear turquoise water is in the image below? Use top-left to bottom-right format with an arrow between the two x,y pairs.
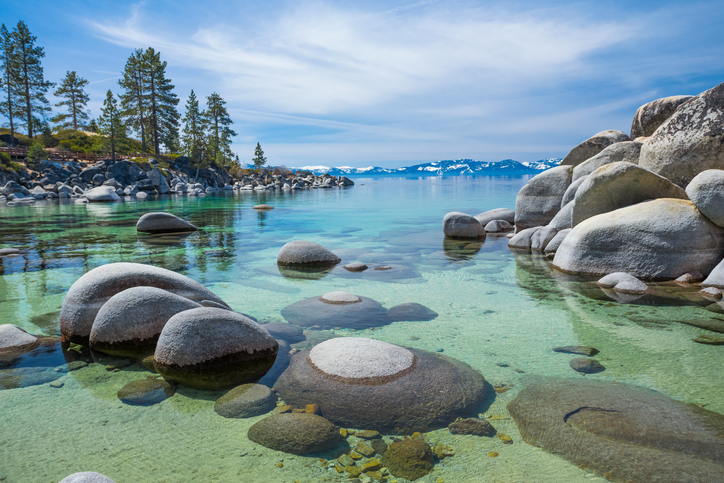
0,176 -> 722,483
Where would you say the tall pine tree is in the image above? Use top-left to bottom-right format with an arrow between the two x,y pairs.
11,21 -> 53,138
98,90 -> 126,162
142,48 -> 179,155
0,24 -> 22,146
181,89 -> 206,167
205,92 -> 236,167
118,49 -> 149,152
52,70 -> 90,131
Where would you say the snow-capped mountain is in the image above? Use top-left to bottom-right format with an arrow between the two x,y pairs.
290,158 -> 561,176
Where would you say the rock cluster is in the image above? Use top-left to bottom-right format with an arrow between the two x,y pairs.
234,168 -> 354,191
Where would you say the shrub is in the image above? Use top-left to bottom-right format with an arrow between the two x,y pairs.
26,143 -> 48,170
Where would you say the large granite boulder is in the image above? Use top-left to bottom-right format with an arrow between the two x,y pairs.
59,473 -> 117,483
106,160 -> 144,185
443,212 -> 485,239
247,413 -> 341,455
571,162 -> 688,226
554,199 -> 724,279
275,337 -> 486,433
631,95 -> 694,139
571,141 -> 642,181
277,241 -> 340,267
85,186 -> 121,202
701,259 -> 724,288
514,166 -> 572,231
89,286 -> 202,357
60,262 -> 229,344
148,167 -> 170,194
560,176 -> 587,208
474,208 -> 515,226
280,292 -> 390,330
508,379 -> 724,483
639,82 -> 724,187
154,307 -> 278,389
136,212 -> 197,234
686,169 -> 724,227
560,130 -> 631,167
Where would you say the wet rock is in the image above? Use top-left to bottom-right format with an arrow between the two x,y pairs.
675,271 -> 705,284
0,248 -> 21,257
154,307 -> 278,389
484,220 -> 513,233
356,430 -> 381,439
474,208 -> 515,226
261,322 -> 306,343
569,358 -> 606,374
59,472 -> 117,483
382,438 -> 434,480
571,142 -> 643,182
560,130 -> 631,167
253,204 -> 274,210
0,366 -> 62,390
343,262 -> 368,272
247,413 -> 341,455
448,418 -> 496,436
281,293 -> 390,330
277,241 -> 341,267
514,166 -> 572,231
543,228 -> 571,257
355,440 -> 376,457
553,346 -> 599,356
85,186 -> 121,202
117,378 -> 176,405
598,272 -> 649,294
214,383 -> 276,418
275,338 -> 486,433
0,324 -> 40,355
700,287 -> 723,301
631,95 -> 694,139
686,169 -> 724,228
443,212 -> 485,239
442,238 -> 483,260
386,303 -> 438,322
508,378 -> 724,483
136,212 -> 197,234
693,334 -> 724,345
508,226 -> 540,250
370,438 -> 388,455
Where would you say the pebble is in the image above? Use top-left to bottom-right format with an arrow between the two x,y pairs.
497,433 -> 513,444
354,441 -> 376,457
49,381 -> 64,388
356,430 -> 381,439
488,451 -> 499,457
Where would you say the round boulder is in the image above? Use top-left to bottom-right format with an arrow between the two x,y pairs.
117,378 -> 176,405
60,262 -> 230,344
277,241 -> 341,267
382,438 -> 435,480
387,303 -> 438,322
443,212 -> 485,239
343,262 -> 368,272
253,204 -> 274,210
597,272 -> 649,294
85,186 -> 121,202
275,337 -> 486,433
214,383 -> 276,418
154,307 -> 279,389
571,141 -> 643,182
514,166 -> 572,231
686,170 -> 724,227
247,413 -> 341,455
474,208 -> 515,226
280,293 -> 389,330
484,220 -> 513,233
59,473 -> 117,483
136,212 -> 197,234
0,248 -> 21,257
631,95 -> 694,139
0,324 -> 39,354
560,130 -> 631,167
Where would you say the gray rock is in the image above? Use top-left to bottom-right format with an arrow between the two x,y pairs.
598,272 -> 649,294
102,178 -> 123,189
554,199 -> 724,280
386,302 -> 438,322
675,271 -> 705,283
135,191 -> 148,199
639,82 -> 724,187
247,413 -> 341,455
514,166 -> 572,231
548,200 -> 574,230
544,228 -> 571,256
571,162 -> 687,227
508,226 -> 541,250
448,418 -> 496,436
702,258 -> 724,288
60,262 -> 229,344
443,212 -> 485,239
686,169 -> 724,227
530,226 -> 560,252
560,176 -> 587,208
85,186 -> 121,202
701,287 -> 723,300
79,166 -> 102,184
91,173 -> 106,186
214,383 -> 276,418
148,167 -> 170,194
571,141 -> 643,181
474,208 -> 515,226
136,212 -> 197,234
3,181 -> 29,196
59,472 -> 117,483
0,248 -> 21,257
0,324 -> 39,353
117,378 -> 176,405
560,130 -> 631,167
552,346 -> 599,356
261,322 -> 306,343
253,204 -> 274,210
277,241 -> 340,267
343,262 -> 368,272
154,307 -> 279,389
484,220 -> 513,233
631,95 -> 694,139
281,293 -> 389,330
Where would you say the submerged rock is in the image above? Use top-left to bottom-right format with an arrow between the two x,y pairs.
569,358 -> 605,374
214,383 -> 276,418
59,472 -> 117,483
0,324 -> 40,355
443,212 -> 485,239
448,418 -> 496,436
552,346 -> 599,356
261,322 -> 306,343
247,413 -> 341,455
386,303 -> 438,322
597,272 -> 649,294
280,293 -> 390,330
136,212 -> 197,234
382,438 -> 435,480
117,378 -> 176,405
343,262 -> 368,272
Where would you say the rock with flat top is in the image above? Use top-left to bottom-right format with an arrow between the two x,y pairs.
214,383 -> 276,418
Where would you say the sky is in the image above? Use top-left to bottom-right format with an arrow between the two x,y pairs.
2,0 -> 724,168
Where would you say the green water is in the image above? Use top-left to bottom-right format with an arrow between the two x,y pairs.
0,177 -> 722,483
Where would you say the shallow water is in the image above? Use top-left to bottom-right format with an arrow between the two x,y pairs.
1,176 -> 722,483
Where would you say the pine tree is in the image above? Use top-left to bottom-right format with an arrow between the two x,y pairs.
181,89 -> 207,166
205,92 -> 236,165
0,24 -> 22,146
11,21 -> 53,138
87,118 -> 98,133
252,142 -> 267,168
118,49 -> 149,152
52,70 -> 90,131
98,90 -> 126,162
142,48 -> 179,155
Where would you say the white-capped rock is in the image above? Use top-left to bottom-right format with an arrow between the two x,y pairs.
85,186 -> 121,202
598,272 -> 649,294
484,220 -> 514,233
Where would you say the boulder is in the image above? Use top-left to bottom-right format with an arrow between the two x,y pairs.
277,241 -> 340,267
59,473 -> 117,483
89,286 -> 202,357
474,208 -> 515,226
386,302 -> 438,322
85,186 -> 121,202
382,438 -> 435,480
154,307 -> 279,389
79,166 -> 102,184
0,324 -> 39,354
2,181 -> 28,196
448,418 -> 496,436
702,258 -> 724,288
343,262 -> 368,272
560,130 -> 631,167
443,212 -> 485,239
686,170 -> 724,227
508,379 -> 724,483
571,162 -> 687,227
275,337 -> 486,433
554,199 -> 724,279
571,141 -> 642,181
136,212 -> 198,234
148,167 -> 170,194
247,413 -> 341,455
91,173 -> 106,186
514,166 -> 572,231
60,262 -> 229,344
530,226 -> 560,252
260,322 -> 306,344
214,383 -> 276,418
117,378 -> 176,405
598,272 -> 649,294
281,292 -> 390,330
631,95 -> 694,139
560,176 -> 587,208
484,220 -> 513,233
569,358 -> 606,373
639,82 -> 724,187
508,227 -> 541,250
544,228 -> 571,256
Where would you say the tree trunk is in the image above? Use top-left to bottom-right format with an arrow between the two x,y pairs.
5,75 -> 14,146
21,40 -> 32,138
214,116 -> 219,162
150,73 -> 159,155
71,91 -> 77,130
136,67 -> 146,152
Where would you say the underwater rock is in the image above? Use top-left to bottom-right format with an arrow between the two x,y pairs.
474,208 -> 515,227
386,303 -> 438,322
253,204 -> 274,210
553,346 -> 599,356
382,438 -> 435,480
275,337 -> 486,433
277,240 -> 341,267
214,383 -> 276,418
89,286 -> 202,357
0,366 -> 62,390
442,238 -> 483,260
136,212 -> 197,234
117,378 -> 176,405
448,418 -> 496,436
598,272 -> 649,294
560,130 -> 631,167
514,166 -> 573,231
60,262 -> 229,344
631,95 -> 693,139
0,324 -> 40,356
443,212 -> 485,239
59,472 -> 117,483
261,322 -> 306,344
569,358 -> 606,374
280,293 -> 390,330
247,413 -> 341,455
508,378 -> 724,483
686,169 -> 724,228
154,307 -> 278,389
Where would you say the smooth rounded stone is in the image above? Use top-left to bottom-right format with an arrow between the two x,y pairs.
514,165 -> 572,231
507,378 -> 724,482
703,258 -> 724,288
561,176 -> 587,208
474,208 -> 515,226
281,294 -> 389,330
60,262 -> 230,344
553,199 -> 724,280
247,413 -> 341,455
154,307 -> 279,389
508,226 -> 541,250
136,212 -> 197,234
85,186 -> 121,202
319,291 -> 361,304
484,220 -> 513,233
0,324 -> 39,354
571,141 -> 643,182
543,228 -> 571,256
700,287 -> 723,301
214,383 -> 276,418
89,286 -> 202,357
675,271 -> 705,283
442,212 -> 485,239
199,299 -> 231,310
442,237 -> 483,260
0,248 -> 21,257
136,191 -> 148,199
686,170 -> 724,227
569,358 -> 605,373
640,82 -> 724,188
448,417 -> 496,436
572,162 -> 688,227
261,322 -> 306,343
117,378 -> 176,405
343,262 -> 368,272
382,438 -> 434,480
597,272 -> 649,294
694,334 -> 724,345
631,95 -> 694,139
59,472 -> 117,483
386,303 -> 438,322
253,204 -> 274,210
560,130 -> 631,167
277,241 -> 341,267
530,226 -> 560,252
275,340 -> 486,433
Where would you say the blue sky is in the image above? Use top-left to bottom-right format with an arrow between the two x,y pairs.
2,0 -> 724,167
